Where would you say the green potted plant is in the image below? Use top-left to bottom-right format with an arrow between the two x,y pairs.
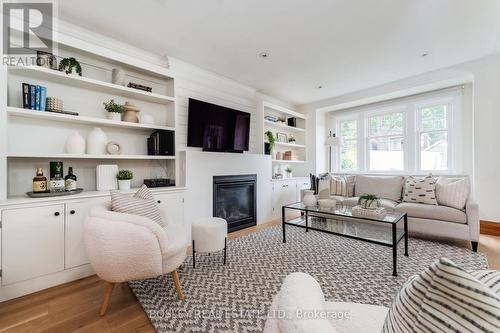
59,57 -> 82,76
103,99 -> 124,121
264,131 -> 275,155
117,169 -> 133,191
358,193 -> 381,210
288,135 -> 296,144
285,166 -> 293,178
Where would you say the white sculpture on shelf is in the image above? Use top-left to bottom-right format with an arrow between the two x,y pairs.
87,127 -> 108,155
64,131 -> 86,154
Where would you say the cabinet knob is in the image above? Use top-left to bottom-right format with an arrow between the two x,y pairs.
157,200 -> 161,204
70,210 -> 76,215
54,212 -> 60,216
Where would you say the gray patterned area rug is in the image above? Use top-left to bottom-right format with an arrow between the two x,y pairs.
129,225 -> 488,333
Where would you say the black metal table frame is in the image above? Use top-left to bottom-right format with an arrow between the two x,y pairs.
282,205 -> 408,276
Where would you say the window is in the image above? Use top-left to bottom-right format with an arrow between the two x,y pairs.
418,104 -> 448,171
339,119 -> 357,171
367,112 -> 404,171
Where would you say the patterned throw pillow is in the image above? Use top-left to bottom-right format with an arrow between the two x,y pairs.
330,175 -> 348,196
403,175 -> 437,205
383,258 -> 500,333
111,185 -> 165,227
435,176 -> 469,210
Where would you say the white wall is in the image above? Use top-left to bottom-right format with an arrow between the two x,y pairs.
299,55 -> 500,222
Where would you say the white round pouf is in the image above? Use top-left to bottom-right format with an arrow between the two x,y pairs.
191,217 -> 228,268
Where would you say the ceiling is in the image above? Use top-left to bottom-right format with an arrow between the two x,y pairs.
59,0 -> 500,105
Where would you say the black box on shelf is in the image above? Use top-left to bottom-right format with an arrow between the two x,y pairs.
147,130 -> 175,156
287,117 -> 297,127
144,178 -> 173,188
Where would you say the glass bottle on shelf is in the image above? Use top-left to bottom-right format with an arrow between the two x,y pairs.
32,168 -> 48,193
65,167 -> 78,191
49,161 -> 65,192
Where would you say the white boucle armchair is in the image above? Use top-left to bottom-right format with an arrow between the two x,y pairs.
84,204 -> 187,315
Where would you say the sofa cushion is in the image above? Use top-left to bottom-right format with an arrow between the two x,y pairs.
402,175 -> 437,205
382,258 -> 500,333
277,272 -> 335,333
111,185 -> 164,227
436,176 -> 469,210
330,175 -> 348,196
355,175 -> 403,202
395,202 -> 466,224
317,176 -> 331,199
342,197 -> 398,210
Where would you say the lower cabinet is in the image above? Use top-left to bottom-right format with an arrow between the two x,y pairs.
271,179 -> 310,220
1,204 -> 65,285
155,192 -> 185,226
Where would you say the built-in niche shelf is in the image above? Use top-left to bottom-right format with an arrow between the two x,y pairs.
7,107 -> 175,132
8,65 -> 175,105
7,153 -> 175,160
265,140 -> 306,149
272,159 -> 305,164
264,119 -> 305,132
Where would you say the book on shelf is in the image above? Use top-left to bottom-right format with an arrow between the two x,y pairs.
29,85 -> 36,110
35,85 -> 41,110
40,86 -> 47,111
22,83 -> 47,111
22,83 -> 30,108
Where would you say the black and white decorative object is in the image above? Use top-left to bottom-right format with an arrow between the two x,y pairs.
106,141 -> 122,155
127,82 -> 152,92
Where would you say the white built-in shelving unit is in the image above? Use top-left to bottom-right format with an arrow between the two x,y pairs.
0,40 -> 179,200
261,101 -> 307,178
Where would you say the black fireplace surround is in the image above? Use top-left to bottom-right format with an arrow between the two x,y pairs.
213,174 -> 257,232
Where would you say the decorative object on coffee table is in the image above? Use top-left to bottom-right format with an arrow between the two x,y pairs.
303,190 -> 317,207
122,101 -> 140,123
58,57 -> 82,76
106,141 -> 122,155
64,131 -> 86,154
318,199 -> 336,209
117,169 -> 133,190
352,205 -> 387,219
87,127 -> 108,155
358,193 -> 381,210
103,99 -> 124,121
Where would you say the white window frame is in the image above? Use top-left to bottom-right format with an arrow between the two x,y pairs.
336,116 -> 359,172
364,107 -> 408,173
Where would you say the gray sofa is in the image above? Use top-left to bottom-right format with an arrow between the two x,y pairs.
318,174 -> 479,251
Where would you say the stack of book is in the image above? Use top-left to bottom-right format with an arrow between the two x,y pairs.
22,83 -> 47,111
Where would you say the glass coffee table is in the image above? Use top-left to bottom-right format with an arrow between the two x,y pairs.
282,203 -> 408,276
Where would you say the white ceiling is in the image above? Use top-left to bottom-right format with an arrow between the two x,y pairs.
59,0 -> 500,105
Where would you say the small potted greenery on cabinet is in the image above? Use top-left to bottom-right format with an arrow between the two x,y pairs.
103,99 -> 124,121
117,169 -> 133,190
285,166 -> 293,178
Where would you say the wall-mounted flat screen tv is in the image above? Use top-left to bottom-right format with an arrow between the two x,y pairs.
187,98 -> 250,153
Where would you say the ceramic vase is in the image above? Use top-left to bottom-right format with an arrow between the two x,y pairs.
87,127 -> 108,155
112,68 -> 125,86
118,179 -> 131,191
303,190 -> 317,207
64,131 -> 86,154
107,112 -> 122,121
122,102 -> 140,123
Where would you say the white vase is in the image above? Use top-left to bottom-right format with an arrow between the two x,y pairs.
87,127 -> 108,155
64,131 -> 86,154
303,190 -> 317,207
286,172 -> 293,179
118,179 -> 131,191
107,112 -> 122,121
112,68 -> 125,86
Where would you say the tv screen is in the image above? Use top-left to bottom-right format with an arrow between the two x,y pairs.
187,98 -> 251,152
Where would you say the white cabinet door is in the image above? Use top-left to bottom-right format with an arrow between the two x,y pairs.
65,198 -> 107,269
155,192 -> 185,226
1,204 -> 65,285
272,181 -> 297,220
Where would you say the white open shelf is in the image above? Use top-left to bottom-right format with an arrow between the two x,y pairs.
263,101 -> 306,120
265,140 -> 305,149
272,159 -> 305,164
7,153 -> 175,160
264,119 -> 305,132
7,107 -> 175,131
8,65 -> 175,105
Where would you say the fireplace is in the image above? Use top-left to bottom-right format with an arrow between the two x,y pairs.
213,174 -> 257,232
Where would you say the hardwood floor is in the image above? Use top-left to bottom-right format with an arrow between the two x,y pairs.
0,220 -> 499,333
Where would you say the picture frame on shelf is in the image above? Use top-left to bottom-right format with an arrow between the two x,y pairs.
36,51 -> 58,70
276,132 -> 287,143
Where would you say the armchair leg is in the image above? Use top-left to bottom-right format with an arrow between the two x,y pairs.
171,270 -> 185,300
471,241 -> 478,252
99,282 -> 115,316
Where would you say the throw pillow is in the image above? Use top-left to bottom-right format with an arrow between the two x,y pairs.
330,175 -> 348,196
435,176 -> 469,210
317,175 -> 331,199
403,175 -> 437,205
382,258 -> 500,333
344,175 -> 356,197
111,185 -> 165,227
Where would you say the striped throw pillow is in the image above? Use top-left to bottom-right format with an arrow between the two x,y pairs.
111,185 -> 165,227
403,175 -> 438,205
330,175 -> 348,196
382,258 -> 500,333
436,176 -> 469,210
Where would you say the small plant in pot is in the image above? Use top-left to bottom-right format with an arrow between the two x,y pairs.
103,99 -> 124,121
285,166 -> 293,178
358,193 -> 381,210
117,169 -> 133,191
58,57 -> 82,76
264,131 -> 275,155
288,135 -> 296,144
